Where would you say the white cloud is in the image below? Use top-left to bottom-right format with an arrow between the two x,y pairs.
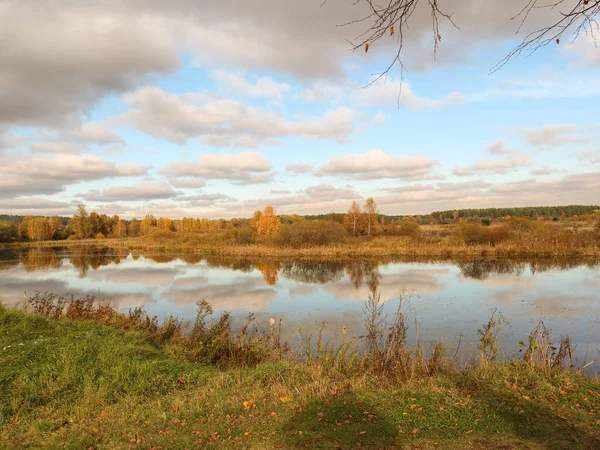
211,69 -> 291,99
0,4 -> 179,127
521,124 -> 589,147
30,142 -> 84,154
69,121 -> 125,145
0,132 -> 26,151
0,198 -> 72,211
119,86 -> 358,146
530,166 -> 561,176
487,138 -> 515,154
562,34 -> 600,65
577,151 -> 600,164
319,149 -> 442,181
82,182 -> 179,202
286,163 -> 313,174
168,178 -> 207,189
242,183 -> 361,213
304,78 -> 465,109
160,151 -> 273,185
0,153 -> 148,198
454,154 -> 531,176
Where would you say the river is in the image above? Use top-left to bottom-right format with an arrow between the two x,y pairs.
1,246 -> 599,371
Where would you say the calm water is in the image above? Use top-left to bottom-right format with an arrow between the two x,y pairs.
1,246 -> 599,371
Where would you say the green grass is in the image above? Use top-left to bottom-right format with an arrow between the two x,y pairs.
1,306 -> 599,449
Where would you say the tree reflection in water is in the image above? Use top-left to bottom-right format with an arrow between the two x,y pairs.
2,247 -> 597,290
280,261 -> 346,284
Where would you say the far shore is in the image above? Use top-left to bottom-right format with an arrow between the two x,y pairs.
3,235 -> 600,258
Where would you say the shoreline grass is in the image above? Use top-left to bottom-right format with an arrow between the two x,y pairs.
1,294 -> 599,449
3,234 -> 600,258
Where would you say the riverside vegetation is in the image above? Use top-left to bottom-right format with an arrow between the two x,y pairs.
1,292 -> 599,449
1,203 -> 600,258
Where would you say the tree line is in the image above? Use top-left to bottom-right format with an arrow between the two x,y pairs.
0,203 -> 598,243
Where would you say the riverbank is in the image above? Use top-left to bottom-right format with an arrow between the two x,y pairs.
1,301 -> 599,449
3,233 -> 600,258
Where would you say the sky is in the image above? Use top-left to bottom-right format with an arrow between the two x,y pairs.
1,0 -> 599,219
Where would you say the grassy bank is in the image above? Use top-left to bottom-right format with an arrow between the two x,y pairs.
4,232 -> 600,258
1,297 -> 599,449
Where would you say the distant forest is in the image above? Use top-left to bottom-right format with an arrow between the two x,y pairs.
1,204 -> 599,243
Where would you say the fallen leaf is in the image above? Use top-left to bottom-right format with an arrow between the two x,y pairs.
243,400 -> 256,410
279,395 -> 290,403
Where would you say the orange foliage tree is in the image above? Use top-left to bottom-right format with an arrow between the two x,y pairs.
256,205 -> 279,237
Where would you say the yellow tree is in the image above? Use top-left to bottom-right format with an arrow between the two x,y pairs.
157,217 -> 174,231
256,205 -> 279,237
115,220 -> 127,237
364,197 -> 378,236
344,201 -> 362,237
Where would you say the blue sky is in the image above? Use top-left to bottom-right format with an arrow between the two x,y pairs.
1,0 -> 599,218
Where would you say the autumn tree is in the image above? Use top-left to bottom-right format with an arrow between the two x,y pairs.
250,210 -> 262,229
256,205 -> 279,237
344,200 -> 362,237
157,217 -> 174,231
364,197 -> 378,236
71,205 -> 89,239
115,220 -> 127,237
128,218 -> 141,237
140,215 -> 157,235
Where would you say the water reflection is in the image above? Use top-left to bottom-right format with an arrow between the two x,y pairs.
0,246 -> 598,371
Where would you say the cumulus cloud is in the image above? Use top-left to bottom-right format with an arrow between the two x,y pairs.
319,149 -> 442,181
160,151 -> 273,185
0,198 -> 72,211
0,153 -> 148,198
82,182 -> 179,202
119,86 -> 358,146
0,3 -> 179,127
453,154 -> 531,176
69,121 -> 125,145
530,166 -> 561,176
576,151 -> 600,164
29,142 -> 84,154
168,178 -> 207,189
286,163 -> 313,174
176,193 -> 236,207
304,78 -> 465,109
242,183 -> 361,213
521,124 -> 589,147
1,0 -> 593,130
211,69 -> 291,99
487,138 -> 515,154
562,34 -> 600,65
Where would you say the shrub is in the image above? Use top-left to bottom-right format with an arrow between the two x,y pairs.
95,233 -> 106,240
146,229 -> 178,243
553,216 -> 559,222
398,217 -> 421,237
507,217 -> 534,231
67,234 -> 80,241
481,219 -> 491,226
275,220 -> 347,248
458,223 -> 509,246
487,226 -> 509,245
458,223 -> 488,245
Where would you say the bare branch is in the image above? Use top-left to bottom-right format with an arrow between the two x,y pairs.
340,0 -> 600,90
